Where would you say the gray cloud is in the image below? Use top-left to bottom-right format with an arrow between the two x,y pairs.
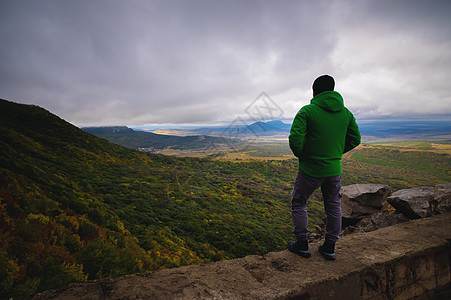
1,0 -> 450,126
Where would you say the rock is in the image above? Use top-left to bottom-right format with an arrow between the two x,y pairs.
343,211 -> 409,235
341,184 -> 393,220
387,183 -> 451,219
434,183 -> 451,213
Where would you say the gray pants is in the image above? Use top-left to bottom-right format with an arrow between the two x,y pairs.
291,169 -> 342,243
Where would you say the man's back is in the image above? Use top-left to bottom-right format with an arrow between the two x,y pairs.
289,91 -> 360,177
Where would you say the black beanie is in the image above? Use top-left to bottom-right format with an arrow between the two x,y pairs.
312,75 -> 335,96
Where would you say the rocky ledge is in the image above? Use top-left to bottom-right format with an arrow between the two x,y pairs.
30,184 -> 451,299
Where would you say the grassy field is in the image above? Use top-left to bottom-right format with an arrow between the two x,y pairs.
366,141 -> 451,155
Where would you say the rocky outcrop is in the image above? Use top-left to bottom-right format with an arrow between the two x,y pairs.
387,183 -> 451,219
341,183 -> 451,234
341,184 -> 393,220
349,211 -> 409,233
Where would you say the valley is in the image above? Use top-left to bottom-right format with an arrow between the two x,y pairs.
161,139 -> 451,161
83,118 -> 451,160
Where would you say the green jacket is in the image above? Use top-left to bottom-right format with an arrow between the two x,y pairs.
289,91 -> 361,177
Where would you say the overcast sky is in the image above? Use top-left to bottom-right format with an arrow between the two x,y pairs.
1,0 -> 450,127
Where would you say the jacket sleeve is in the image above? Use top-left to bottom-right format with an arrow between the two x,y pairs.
289,109 -> 308,158
344,113 -> 361,154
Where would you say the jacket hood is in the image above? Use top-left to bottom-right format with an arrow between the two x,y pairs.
311,91 -> 344,112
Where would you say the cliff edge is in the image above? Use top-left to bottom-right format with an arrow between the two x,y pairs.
31,211 -> 451,299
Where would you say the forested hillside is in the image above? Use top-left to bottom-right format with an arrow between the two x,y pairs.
0,98 -> 449,297
0,99 -> 299,297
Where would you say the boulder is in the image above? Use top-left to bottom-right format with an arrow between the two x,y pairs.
434,183 -> 451,213
341,184 -> 393,220
343,211 -> 409,235
387,183 -> 451,219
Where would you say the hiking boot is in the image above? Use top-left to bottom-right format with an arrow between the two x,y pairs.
318,241 -> 336,261
287,239 -> 311,258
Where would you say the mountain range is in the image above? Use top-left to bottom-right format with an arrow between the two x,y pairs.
185,119 -> 292,136
82,120 -> 292,151
133,118 -> 451,147
182,119 -> 451,142
151,119 -> 292,138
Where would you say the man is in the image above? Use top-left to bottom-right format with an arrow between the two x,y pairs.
288,75 -> 360,260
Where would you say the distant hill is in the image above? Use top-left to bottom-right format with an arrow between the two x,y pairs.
82,126 -> 134,135
161,120 -> 292,138
247,120 -> 291,134
82,126 -> 237,151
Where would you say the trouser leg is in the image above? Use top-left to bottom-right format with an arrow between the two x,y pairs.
291,170 -> 322,241
291,199 -> 309,241
320,174 -> 342,243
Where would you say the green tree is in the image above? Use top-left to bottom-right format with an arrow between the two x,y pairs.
77,239 -> 142,280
